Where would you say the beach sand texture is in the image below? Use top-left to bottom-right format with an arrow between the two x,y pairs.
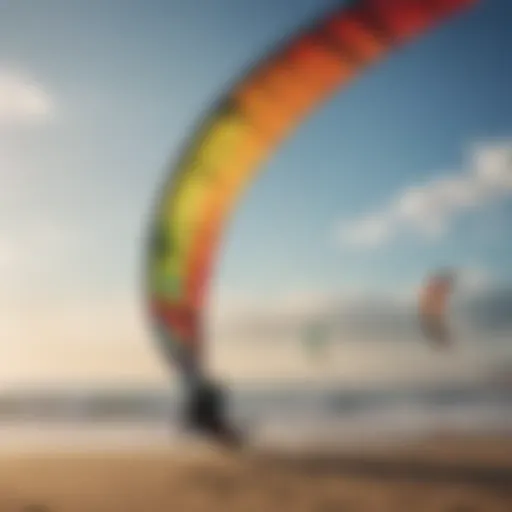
0,436 -> 511,512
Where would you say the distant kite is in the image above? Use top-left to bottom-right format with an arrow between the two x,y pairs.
418,270 -> 456,348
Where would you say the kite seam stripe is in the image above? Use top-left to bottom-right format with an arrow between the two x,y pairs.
358,0 -> 397,45
316,20 -> 363,67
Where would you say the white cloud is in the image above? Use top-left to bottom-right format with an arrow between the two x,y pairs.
336,140 -> 512,248
0,69 -> 53,125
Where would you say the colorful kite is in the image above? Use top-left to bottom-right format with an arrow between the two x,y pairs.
145,0 -> 476,385
418,269 -> 456,348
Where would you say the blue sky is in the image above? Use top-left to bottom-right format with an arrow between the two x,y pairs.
0,0 -> 511,386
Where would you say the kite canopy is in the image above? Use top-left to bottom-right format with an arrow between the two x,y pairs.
418,269 -> 456,348
145,0 -> 476,382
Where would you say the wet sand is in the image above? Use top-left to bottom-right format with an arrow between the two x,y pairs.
0,436 -> 511,512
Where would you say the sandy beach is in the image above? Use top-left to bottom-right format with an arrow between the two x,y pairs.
0,436 -> 511,512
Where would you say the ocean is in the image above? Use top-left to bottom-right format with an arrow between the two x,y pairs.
0,384 -> 510,452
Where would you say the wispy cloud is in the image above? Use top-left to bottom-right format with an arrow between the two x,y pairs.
212,265 -> 506,343
0,69 -> 54,125
459,266 -> 494,294
207,279 -> 512,385
336,140 -> 512,248
213,287 -> 411,338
